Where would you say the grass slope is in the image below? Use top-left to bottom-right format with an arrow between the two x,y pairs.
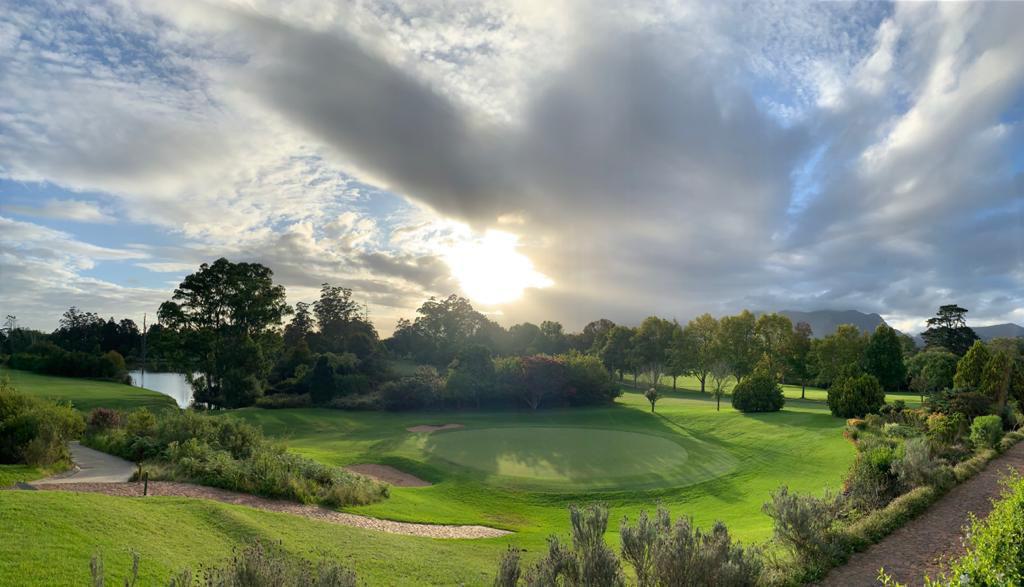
4,371 -> 859,585
0,464 -> 46,486
1,368 -> 175,412
0,492 -> 503,586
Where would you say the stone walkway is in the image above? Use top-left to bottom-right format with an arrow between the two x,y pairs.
820,441 -> 1024,586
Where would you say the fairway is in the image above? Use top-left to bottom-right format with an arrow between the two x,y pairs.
426,427 -> 736,490
1,369 -> 175,412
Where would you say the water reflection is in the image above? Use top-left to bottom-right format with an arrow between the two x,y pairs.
128,370 -> 192,408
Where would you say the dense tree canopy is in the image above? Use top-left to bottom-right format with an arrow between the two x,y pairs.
864,325 -> 907,391
921,304 -> 979,356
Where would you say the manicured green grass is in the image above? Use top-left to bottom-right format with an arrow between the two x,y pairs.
1,368 -> 175,412
0,464 -> 46,487
4,370 -> 858,585
0,491 -> 504,585
646,373 -> 923,407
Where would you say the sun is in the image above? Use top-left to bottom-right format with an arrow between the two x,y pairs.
445,230 -> 553,305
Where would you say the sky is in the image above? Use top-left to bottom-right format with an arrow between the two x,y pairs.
1,0 -> 1022,336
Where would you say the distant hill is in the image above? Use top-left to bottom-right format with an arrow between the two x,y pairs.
972,323 -> 1024,341
778,310 -> 887,339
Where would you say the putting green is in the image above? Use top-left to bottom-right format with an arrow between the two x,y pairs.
425,427 -> 738,490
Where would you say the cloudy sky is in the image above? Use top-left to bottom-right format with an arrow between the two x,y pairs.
1,0 -> 1022,335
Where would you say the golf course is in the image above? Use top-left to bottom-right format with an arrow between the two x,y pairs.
1,369 -> 858,585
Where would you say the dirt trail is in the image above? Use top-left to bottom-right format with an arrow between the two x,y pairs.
28,480 -> 510,539
820,441 -> 1024,586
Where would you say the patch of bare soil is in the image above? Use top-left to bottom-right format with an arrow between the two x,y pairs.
819,440 -> 1024,586
345,464 -> 431,487
406,423 -> 464,433
28,481 -> 509,539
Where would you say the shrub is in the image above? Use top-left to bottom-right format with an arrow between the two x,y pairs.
970,415 -> 1003,449
524,505 -> 625,586
87,408 -> 121,431
954,449 -> 997,483
935,474 -> 1024,586
731,371 -> 784,413
843,486 -> 937,550
493,547 -> 522,587
844,437 -> 901,510
882,423 -> 915,438
762,486 -> 845,572
324,392 -> 382,411
559,352 -> 621,406
84,409 -> 388,507
892,437 -> 949,491
926,413 -> 961,444
91,540 -> 358,587
0,378 -> 84,467
254,394 -> 311,409
379,376 -> 440,411
827,374 -> 885,418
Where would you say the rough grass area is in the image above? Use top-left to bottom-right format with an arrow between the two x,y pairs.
0,464 -> 46,486
1,368 -> 175,412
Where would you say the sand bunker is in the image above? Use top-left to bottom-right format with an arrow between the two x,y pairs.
346,464 -> 431,487
406,423 -> 464,433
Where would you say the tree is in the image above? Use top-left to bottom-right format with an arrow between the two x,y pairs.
683,314 -> 719,393
445,345 -> 495,408
576,319 -> 616,353
536,321 -> 570,355
717,310 -> 759,379
731,370 -> 785,413
631,317 -> 676,389
666,326 -> 694,390
158,258 -> 291,408
52,307 -> 104,352
864,325 -> 907,391
783,322 -> 814,399
754,313 -> 793,379
906,350 -> 958,395
508,322 -> 542,355
644,388 -> 659,413
283,301 -> 315,348
953,340 -> 990,390
813,324 -> 868,387
708,360 -> 733,411
600,326 -> 634,381
518,355 -> 567,410
827,374 -> 885,418
921,304 -> 979,355
396,295 -> 498,366
980,351 -> 1013,409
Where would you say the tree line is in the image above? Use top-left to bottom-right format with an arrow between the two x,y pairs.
4,259 -> 1022,416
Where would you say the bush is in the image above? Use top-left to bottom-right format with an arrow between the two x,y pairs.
0,378 -> 84,467
325,392 -> 382,411
84,409 -> 388,507
892,437 -> 950,491
379,374 -> 440,411
828,374 -> 886,418
935,474 -> 1024,585
843,486 -> 937,550
970,415 -> 1003,449
91,540 -> 358,587
731,371 -> 784,413
559,352 -> 621,406
620,509 -> 762,587
255,394 -> 312,409
8,342 -> 128,381
522,505 -> 625,586
844,437 -> 901,510
87,408 -> 121,431
926,412 -> 962,444
762,486 -> 845,572
954,449 -> 997,483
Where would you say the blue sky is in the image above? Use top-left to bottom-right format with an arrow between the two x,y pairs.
1,1 -> 1022,335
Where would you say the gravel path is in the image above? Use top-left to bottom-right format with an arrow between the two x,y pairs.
29,480 -> 511,539
38,442 -> 135,484
820,441 -> 1024,586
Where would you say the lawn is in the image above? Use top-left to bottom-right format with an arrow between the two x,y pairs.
2,371 -> 858,585
0,368 -> 175,412
0,464 -> 46,487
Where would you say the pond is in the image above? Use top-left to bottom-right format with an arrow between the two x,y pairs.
128,370 -> 193,408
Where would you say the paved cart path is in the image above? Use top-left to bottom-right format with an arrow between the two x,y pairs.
820,441 -> 1024,586
39,442 -> 135,483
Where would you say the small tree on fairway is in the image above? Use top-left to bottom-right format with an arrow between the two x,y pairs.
683,314 -> 719,392
709,360 -> 732,411
644,388 -> 659,413
784,321 -> 814,399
